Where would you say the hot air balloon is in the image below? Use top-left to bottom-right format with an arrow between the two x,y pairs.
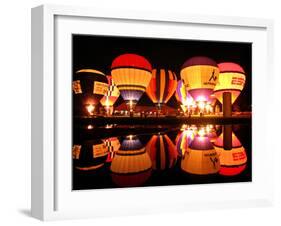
102,137 -> 121,163
110,135 -> 152,187
214,128 -> 247,176
99,76 -> 120,115
72,139 -> 108,171
146,69 -> 177,114
181,135 -> 220,175
111,53 -> 152,114
175,80 -> 194,114
146,134 -> 178,170
180,56 -> 219,114
72,69 -> 108,116
214,62 -> 246,105
175,127 -> 195,156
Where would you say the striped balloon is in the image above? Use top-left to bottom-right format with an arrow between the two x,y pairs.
110,136 -> 152,187
100,76 -> 120,107
146,134 -> 178,170
146,69 -> 177,106
111,53 -> 152,107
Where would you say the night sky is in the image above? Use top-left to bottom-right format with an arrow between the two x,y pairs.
72,35 -> 252,111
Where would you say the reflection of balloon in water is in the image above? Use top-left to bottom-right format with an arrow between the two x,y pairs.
146,69 -> 177,109
146,134 -> 178,170
214,62 -> 246,104
102,137 -> 120,163
180,56 -> 219,102
181,135 -> 220,175
206,125 -> 218,143
175,129 -> 195,156
100,76 -> 120,114
72,140 -> 108,171
175,80 -> 194,106
214,132 -> 247,176
110,136 -> 152,187
72,69 -> 108,116
111,53 -> 152,110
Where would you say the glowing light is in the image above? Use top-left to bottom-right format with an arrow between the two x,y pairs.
86,104 -> 95,115
181,124 -> 188,131
206,125 -> 212,134
197,95 -> 207,102
205,104 -> 212,113
87,125 -> 94,130
197,101 -> 205,111
198,128 -> 206,137
105,124 -> 113,129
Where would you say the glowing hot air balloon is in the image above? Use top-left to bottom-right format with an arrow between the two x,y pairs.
175,80 -> 194,114
181,135 -> 220,175
214,129 -> 247,176
214,62 -> 246,104
110,135 -> 152,187
72,139 -> 108,171
111,53 -> 152,113
100,76 -> 120,115
180,56 -> 219,113
146,69 -> 177,113
72,69 -> 108,116
146,134 -> 178,170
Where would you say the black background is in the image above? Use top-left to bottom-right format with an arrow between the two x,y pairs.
73,35 -> 252,110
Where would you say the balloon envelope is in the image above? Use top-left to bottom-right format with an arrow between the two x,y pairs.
111,53 -> 152,104
214,62 -> 246,104
102,137 -> 121,162
214,132 -> 247,176
146,134 -> 178,170
72,69 -> 108,116
181,135 -> 220,175
72,139 -> 108,171
175,129 -> 195,156
175,80 -> 194,106
110,136 -> 152,187
146,69 -> 177,106
100,76 -> 120,107
180,56 -> 219,102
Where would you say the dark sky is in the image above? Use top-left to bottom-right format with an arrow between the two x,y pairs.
72,35 -> 252,110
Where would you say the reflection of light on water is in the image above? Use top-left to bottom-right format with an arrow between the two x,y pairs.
86,104 -> 95,115
206,125 -> 212,134
181,124 -> 188,130
105,124 -> 114,129
127,135 -> 135,140
87,125 -> 94,130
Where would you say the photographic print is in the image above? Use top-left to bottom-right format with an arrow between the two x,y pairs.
72,35 -> 252,190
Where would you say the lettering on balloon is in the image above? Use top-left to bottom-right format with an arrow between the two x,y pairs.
231,77 -> 245,86
93,81 -> 108,95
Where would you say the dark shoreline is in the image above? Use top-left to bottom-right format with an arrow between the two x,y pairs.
74,115 -> 251,126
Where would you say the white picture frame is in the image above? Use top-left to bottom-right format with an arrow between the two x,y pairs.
31,4 -> 274,221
